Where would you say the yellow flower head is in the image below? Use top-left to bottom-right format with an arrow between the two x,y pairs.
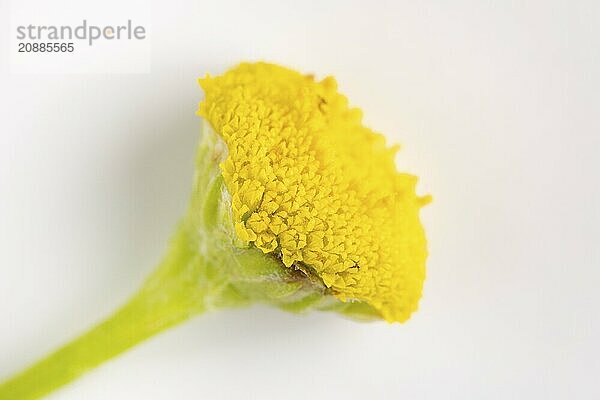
198,62 -> 430,322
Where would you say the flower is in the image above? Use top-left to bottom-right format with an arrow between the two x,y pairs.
0,62 -> 431,400
199,62 -> 430,322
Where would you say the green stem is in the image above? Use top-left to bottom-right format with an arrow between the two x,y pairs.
0,224 -> 207,400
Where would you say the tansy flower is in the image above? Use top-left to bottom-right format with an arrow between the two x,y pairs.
199,62 -> 430,322
0,62 -> 430,400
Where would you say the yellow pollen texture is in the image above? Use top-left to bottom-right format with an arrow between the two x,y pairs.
198,62 -> 430,322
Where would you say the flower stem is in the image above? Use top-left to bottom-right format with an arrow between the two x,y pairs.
0,224 -> 207,400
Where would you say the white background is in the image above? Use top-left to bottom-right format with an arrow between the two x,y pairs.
1,1 -> 599,399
